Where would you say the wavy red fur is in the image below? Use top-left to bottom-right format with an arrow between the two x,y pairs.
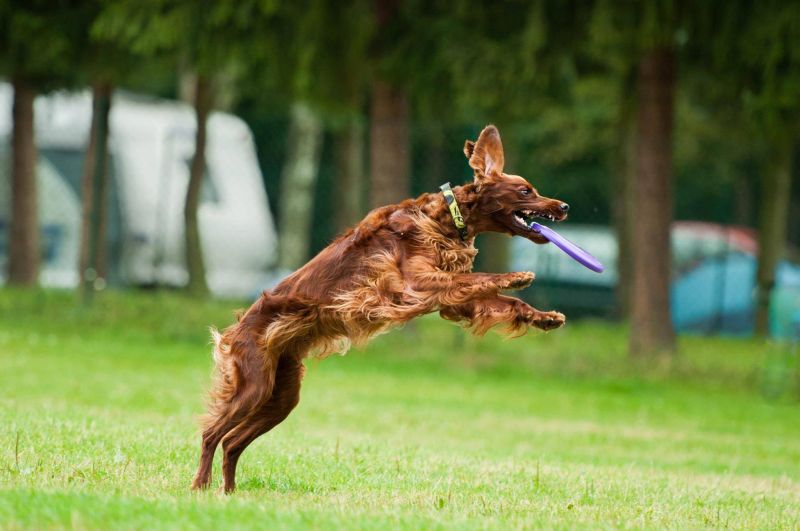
192,125 -> 570,493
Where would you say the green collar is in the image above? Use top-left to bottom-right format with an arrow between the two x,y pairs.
439,182 -> 469,240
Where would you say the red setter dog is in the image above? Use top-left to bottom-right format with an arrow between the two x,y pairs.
192,125 -> 569,492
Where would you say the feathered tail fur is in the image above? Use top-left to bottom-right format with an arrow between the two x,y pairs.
200,294 -> 310,432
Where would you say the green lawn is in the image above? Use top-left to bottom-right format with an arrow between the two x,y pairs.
0,289 -> 798,529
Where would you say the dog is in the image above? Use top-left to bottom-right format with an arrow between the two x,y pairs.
192,125 -> 569,492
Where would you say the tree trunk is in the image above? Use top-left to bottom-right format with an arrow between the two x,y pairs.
629,48 -> 677,357
78,96 -> 98,291
478,233 -> 509,273
184,75 -> 211,297
96,152 -> 111,281
334,116 -> 365,232
79,82 -> 112,299
7,78 -> 39,286
369,79 -> 410,208
278,102 -> 323,271
754,137 -> 793,337
422,126 -> 446,194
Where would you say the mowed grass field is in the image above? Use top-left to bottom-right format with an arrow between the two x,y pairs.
0,289 -> 798,529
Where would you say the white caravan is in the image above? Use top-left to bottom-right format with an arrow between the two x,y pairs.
0,83 -> 277,297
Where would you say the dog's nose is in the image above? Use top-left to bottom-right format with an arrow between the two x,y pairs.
559,203 -> 570,212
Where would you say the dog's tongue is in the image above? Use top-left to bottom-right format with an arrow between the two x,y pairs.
529,222 -> 604,273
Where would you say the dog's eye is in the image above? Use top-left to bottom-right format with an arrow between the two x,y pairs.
519,188 -> 532,196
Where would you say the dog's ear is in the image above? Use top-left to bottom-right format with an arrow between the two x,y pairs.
463,140 -> 475,159
467,125 -> 505,179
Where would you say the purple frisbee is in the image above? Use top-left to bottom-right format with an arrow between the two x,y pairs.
530,222 -> 604,273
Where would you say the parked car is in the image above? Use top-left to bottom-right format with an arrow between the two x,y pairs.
0,83 -> 278,298
510,222 -> 800,338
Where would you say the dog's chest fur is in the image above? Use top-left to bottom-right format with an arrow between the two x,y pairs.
410,210 -> 478,273
432,237 -> 477,274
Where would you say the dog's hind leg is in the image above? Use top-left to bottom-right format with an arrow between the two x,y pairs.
193,296 -> 312,491
192,420 -> 230,490
220,354 -> 305,493
192,343 -> 279,490
191,377 -> 273,490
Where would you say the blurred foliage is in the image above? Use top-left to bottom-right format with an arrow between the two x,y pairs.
0,0 -> 90,88
1,0 -> 798,255
735,1 -> 800,140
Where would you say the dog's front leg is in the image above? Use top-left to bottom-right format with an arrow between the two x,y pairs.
440,295 -> 565,335
408,270 -> 535,306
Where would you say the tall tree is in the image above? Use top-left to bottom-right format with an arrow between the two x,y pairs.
369,79 -> 410,208
691,0 -> 800,336
179,2 -> 217,298
278,103 -> 324,270
335,111 -> 366,231
369,0 -> 410,208
94,0 -> 280,294
331,1 -> 372,231
78,82 -> 112,297
589,0 -> 684,356
92,1 -> 195,290
628,47 -> 676,355
755,136 -> 793,335
247,1 -> 336,268
184,74 -> 212,296
740,4 -> 800,336
242,0 -> 372,262
7,78 -> 38,285
0,0 -> 81,285
80,2 -> 152,299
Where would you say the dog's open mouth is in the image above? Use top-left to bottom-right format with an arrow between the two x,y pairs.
513,209 -> 557,230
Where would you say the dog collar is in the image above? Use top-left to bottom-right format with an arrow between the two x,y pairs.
439,182 -> 468,240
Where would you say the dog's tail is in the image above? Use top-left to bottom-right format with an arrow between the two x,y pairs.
202,294 -> 314,430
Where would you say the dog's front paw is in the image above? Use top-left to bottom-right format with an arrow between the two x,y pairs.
502,271 -> 535,290
531,310 -> 565,331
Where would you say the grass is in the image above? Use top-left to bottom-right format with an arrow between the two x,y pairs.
0,288 -> 798,529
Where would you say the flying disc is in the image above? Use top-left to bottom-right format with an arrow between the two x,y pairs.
530,222 -> 604,273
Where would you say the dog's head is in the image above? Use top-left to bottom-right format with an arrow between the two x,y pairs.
464,125 -> 568,244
